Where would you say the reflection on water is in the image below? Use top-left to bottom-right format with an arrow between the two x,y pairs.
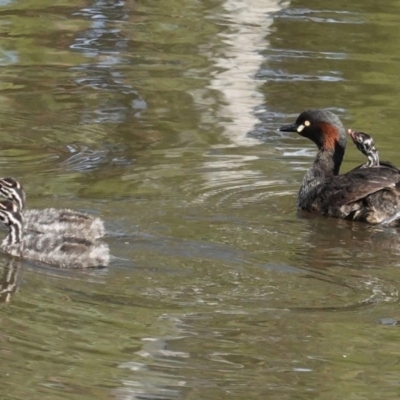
60,144 -> 133,171
203,0 -> 285,147
0,259 -> 21,303
196,0 -> 293,212
0,0 -> 400,399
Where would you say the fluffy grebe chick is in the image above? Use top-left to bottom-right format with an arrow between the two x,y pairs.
348,129 -> 399,172
348,129 -> 379,168
280,109 -> 400,225
0,178 -> 105,240
0,200 -> 109,268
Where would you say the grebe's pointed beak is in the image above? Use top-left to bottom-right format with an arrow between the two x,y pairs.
279,122 -> 299,132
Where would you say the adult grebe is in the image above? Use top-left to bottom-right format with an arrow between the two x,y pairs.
280,109 -> 400,225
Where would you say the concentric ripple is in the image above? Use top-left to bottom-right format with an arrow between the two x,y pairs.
179,151 -> 296,208
190,170 -> 292,207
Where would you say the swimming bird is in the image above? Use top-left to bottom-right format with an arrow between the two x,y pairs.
0,200 -> 109,268
279,109 -> 400,225
0,178 -> 105,239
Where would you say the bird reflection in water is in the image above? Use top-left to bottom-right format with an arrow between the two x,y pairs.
0,259 -> 21,303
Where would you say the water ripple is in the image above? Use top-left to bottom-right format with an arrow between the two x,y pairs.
59,144 -> 133,171
256,69 -> 344,82
190,173 -> 290,207
276,8 -> 363,24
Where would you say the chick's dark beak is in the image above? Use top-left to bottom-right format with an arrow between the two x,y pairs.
279,122 -> 298,132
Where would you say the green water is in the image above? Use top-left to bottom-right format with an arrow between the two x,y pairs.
0,0 -> 400,399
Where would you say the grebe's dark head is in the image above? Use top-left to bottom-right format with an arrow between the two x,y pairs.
279,109 -> 347,151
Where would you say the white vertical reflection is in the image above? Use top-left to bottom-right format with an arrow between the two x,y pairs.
189,1 -> 288,206
203,0 -> 286,147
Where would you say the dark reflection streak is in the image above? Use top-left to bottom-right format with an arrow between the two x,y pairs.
289,298 -> 378,312
67,0 -> 146,169
11,257 -> 108,280
281,217 -> 400,309
71,0 -> 146,122
301,272 -> 356,291
132,234 -> 304,273
66,290 -> 175,309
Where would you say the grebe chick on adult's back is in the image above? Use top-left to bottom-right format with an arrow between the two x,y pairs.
279,109 -> 400,225
0,200 -> 109,268
0,178 -> 105,240
348,129 -> 379,168
348,129 -> 399,172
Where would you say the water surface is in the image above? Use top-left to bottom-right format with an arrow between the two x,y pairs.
1,0 -> 400,399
